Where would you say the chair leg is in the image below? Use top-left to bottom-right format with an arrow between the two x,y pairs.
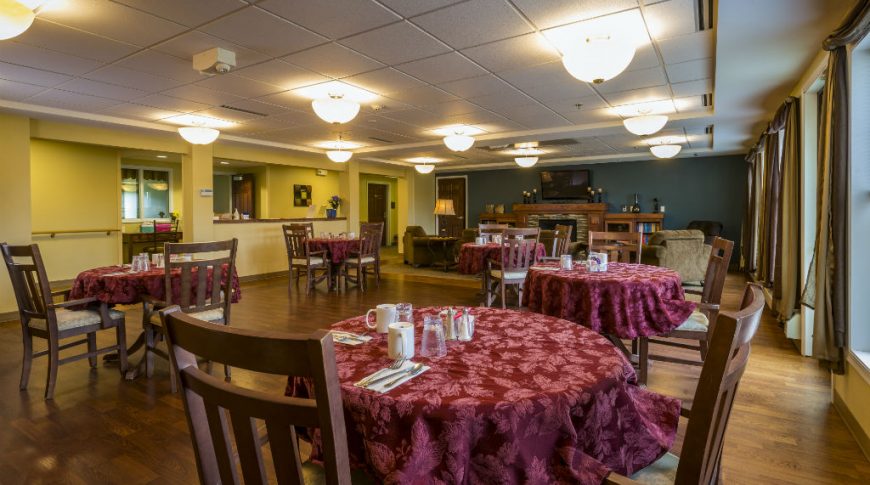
87,332 -> 97,368
169,356 -> 177,394
375,260 -> 381,287
144,324 -> 156,378
20,332 -> 33,391
306,266 -> 313,295
699,340 -> 709,361
45,339 -> 59,400
116,322 -> 128,375
637,337 -> 649,387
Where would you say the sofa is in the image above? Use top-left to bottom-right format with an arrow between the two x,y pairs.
641,229 -> 710,284
403,226 -> 439,266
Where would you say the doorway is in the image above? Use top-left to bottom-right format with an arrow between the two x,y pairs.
367,182 -> 388,246
436,176 -> 467,237
231,174 -> 255,217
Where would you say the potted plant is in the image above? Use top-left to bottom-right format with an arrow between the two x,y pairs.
326,195 -> 340,219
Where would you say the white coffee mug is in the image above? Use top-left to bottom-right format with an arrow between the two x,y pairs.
388,322 -> 414,359
365,304 -> 397,334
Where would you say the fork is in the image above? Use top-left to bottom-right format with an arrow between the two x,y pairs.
357,357 -> 406,387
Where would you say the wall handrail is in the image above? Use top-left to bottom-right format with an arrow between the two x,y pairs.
32,229 -> 120,238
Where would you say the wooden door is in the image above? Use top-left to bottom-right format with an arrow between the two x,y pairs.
232,174 -> 255,216
437,177 -> 466,237
368,183 -> 388,245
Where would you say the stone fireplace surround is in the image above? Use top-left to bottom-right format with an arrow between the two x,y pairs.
510,203 -> 607,245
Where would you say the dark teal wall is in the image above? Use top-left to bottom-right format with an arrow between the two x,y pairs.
440,155 -> 746,245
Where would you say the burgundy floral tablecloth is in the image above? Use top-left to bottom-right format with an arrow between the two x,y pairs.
458,242 -> 547,274
307,238 -> 362,265
69,265 -> 241,305
522,262 -> 694,339
286,307 -> 680,484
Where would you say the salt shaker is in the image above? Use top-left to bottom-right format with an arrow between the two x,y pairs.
458,307 -> 473,341
443,307 -> 457,340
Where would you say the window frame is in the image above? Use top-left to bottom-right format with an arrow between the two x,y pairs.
121,164 -> 173,222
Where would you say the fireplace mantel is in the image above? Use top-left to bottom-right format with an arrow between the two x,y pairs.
511,203 -> 608,215
509,203 -> 608,239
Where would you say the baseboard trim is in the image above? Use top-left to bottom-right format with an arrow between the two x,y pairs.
0,312 -> 19,325
833,389 -> 870,461
239,271 -> 288,283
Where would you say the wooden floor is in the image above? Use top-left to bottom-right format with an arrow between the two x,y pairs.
0,270 -> 867,484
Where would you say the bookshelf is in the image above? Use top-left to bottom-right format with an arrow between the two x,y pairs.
603,213 -> 665,244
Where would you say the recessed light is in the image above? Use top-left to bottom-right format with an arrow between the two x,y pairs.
220,161 -> 230,165
156,155 -> 167,159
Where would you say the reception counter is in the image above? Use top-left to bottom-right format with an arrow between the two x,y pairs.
213,218 -> 348,278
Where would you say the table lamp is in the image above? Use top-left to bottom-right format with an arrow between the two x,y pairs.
434,198 -> 455,235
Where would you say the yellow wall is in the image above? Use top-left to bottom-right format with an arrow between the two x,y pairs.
0,113 -> 33,315
268,165 -> 341,219
359,173 -> 398,245
30,139 -> 121,280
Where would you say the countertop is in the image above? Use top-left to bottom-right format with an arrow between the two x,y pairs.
213,217 -> 347,224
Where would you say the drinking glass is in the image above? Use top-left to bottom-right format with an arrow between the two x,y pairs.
132,255 -> 143,272
396,302 -> 413,324
420,315 -> 447,358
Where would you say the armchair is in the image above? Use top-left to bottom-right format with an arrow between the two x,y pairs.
403,226 -> 436,267
641,229 -> 711,284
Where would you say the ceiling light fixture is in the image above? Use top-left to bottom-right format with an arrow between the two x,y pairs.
443,127 -> 474,152
178,126 -> 220,145
650,144 -> 682,159
0,0 -> 39,40
513,147 -> 544,168
156,154 -> 168,159
623,114 -> 668,135
561,34 -> 636,84
312,93 -> 360,124
415,164 -> 435,174
408,157 -> 438,174
325,136 -> 353,163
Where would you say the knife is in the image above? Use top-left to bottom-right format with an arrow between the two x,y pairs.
362,364 -> 418,388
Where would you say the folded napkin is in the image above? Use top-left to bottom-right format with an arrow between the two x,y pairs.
355,361 -> 430,393
530,266 -> 560,271
330,331 -> 373,346
102,271 -> 129,276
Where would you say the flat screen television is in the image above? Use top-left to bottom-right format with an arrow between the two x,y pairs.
539,170 -> 591,200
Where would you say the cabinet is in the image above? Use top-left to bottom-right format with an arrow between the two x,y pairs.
603,213 -> 665,244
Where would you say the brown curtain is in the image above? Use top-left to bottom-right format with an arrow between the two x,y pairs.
804,0 -> 868,373
758,133 -> 780,285
773,98 -> 800,321
740,152 -> 758,271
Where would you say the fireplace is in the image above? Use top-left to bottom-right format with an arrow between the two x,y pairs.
537,219 -> 578,242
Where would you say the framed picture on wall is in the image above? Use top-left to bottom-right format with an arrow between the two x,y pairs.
293,184 -> 312,207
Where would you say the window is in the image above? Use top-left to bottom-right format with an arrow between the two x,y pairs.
121,167 -> 171,220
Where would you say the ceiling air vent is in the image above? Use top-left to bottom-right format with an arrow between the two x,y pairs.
478,138 -> 580,151
452,154 -> 468,160
702,93 -> 713,107
697,0 -> 713,31
368,136 -> 393,143
220,104 -> 267,117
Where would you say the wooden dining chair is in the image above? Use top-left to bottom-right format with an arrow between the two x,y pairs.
161,308 -> 373,485
479,223 -> 508,240
542,224 -> 572,261
143,239 -> 238,390
605,283 -> 765,485
288,222 -> 315,238
283,225 -> 329,294
588,231 -> 642,263
1,243 -> 128,400
504,227 -> 540,242
485,238 -> 538,308
342,222 -> 382,292
648,238 -> 735,366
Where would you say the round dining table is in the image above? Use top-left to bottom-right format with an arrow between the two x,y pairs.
307,237 -> 361,266
522,262 -> 694,339
286,307 -> 680,484
457,241 -> 547,275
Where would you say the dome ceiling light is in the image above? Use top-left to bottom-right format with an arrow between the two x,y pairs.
443,128 -> 475,152
164,114 -> 234,145
178,126 -> 220,145
415,164 -> 435,174
324,137 -> 354,163
512,146 -> 544,168
408,157 -> 439,174
0,0 -> 44,40
561,34 -> 636,84
623,113 -> 668,136
650,144 -> 682,159
292,81 -> 378,125
312,93 -> 360,124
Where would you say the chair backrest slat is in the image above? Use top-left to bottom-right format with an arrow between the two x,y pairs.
701,237 -> 735,306
163,310 -> 351,485
479,223 -> 508,238
551,224 -> 572,257
287,222 -> 314,238
164,239 -> 237,316
588,231 -> 642,263
676,284 -> 765,484
504,227 -> 540,242
500,238 -> 538,272
282,225 -> 309,261
359,222 -> 383,257
1,244 -> 55,328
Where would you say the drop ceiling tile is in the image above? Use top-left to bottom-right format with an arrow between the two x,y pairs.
28,89 -> 119,111
411,0 -> 532,50
674,95 -> 706,112
665,58 -> 712,83
256,90 -> 313,111
381,108 -> 447,127
385,85 -> 457,106
193,106 -> 265,123
438,74 -> 509,98
643,0 -> 697,40
135,93 -> 212,112
497,106 -> 571,129
112,0 -> 248,28
1,42 -> 103,76
543,95 -> 610,115
99,102 -> 184,121
594,66 -> 667,94
352,115 -> 417,135
217,98 -> 292,117
85,65 -> 188,92
625,44 -> 662,72
670,78 -> 712,97
154,31 -> 270,68
235,115 -> 302,134
498,60 -> 586,93
115,50 -> 207,83
57,78 -> 149,101
200,8 -> 327,57
658,30 -> 713,64
39,0 -> 187,47
339,22 -> 450,65
233,60 -> 328,90
467,88 -> 536,112
395,52 -> 487,84
162,84 -> 246,106
283,43 -> 384,79
194,73 -> 285,98
377,0 -> 464,17
599,85 -> 671,106
0,62 -> 73,88
14,19 -> 139,62
524,81 -> 600,104
344,68 -> 427,96
258,0 -> 401,39
461,33 -> 561,72
511,0 -> 639,30
422,99 -> 482,117
0,79 -> 46,101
